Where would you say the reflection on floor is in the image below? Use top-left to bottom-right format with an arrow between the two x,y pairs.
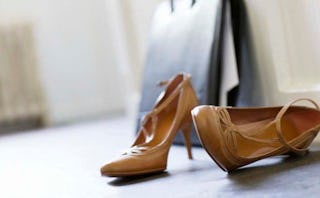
1,117 -> 320,197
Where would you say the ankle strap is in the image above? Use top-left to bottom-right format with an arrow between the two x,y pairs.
275,98 -> 320,155
149,74 -> 191,117
140,73 -> 192,137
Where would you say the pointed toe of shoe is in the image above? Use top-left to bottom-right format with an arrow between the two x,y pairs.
100,161 -> 120,177
100,155 -> 167,177
100,157 -> 135,177
100,157 -> 134,177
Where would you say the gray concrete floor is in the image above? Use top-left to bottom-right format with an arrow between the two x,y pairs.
1,117 -> 320,198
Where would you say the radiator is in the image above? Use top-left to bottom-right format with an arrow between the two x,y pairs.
0,23 -> 46,128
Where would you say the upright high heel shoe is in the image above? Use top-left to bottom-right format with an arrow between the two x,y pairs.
101,73 -> 199,177
192,98 -> 320,172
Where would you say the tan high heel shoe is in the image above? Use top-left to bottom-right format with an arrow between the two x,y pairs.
101,73 -> 199,177
191,98 -> 320,172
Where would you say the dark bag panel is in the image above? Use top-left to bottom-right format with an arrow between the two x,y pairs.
137,0 -> 226,146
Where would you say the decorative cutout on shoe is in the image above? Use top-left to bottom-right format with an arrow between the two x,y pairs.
122,146 -> 149,155
216,107 -> 279,154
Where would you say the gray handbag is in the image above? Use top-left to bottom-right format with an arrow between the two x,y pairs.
137,0 -> 226,146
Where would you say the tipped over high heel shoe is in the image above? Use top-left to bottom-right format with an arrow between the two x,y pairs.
192,98 -> 320,172
101,73 -> 199,177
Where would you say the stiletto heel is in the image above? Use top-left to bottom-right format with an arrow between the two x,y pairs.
181,121 -> 193,160
101,73 -> 199,177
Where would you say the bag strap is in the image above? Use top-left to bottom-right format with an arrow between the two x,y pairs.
170,0 -> 196,12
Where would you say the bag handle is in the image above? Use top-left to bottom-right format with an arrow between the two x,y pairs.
170,0 -> 196,12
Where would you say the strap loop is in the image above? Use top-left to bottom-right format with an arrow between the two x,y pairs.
275,98 -> 320,155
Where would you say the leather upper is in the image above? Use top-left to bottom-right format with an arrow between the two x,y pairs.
101,73 -> 199,176
192,98 -> 320,172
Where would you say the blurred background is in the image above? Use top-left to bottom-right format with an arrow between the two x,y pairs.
0,0 -> 164,130
1,0 -> 320,136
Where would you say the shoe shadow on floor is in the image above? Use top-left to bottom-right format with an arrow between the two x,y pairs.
107,158 -> 214,186
226,148 -> 320,188
107,172 -> 170,186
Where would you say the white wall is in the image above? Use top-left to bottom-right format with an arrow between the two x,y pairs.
0,0 -> 126,124
244,0 -> 320,105
118,0 -> 165,91
102,0 -> 165,120
244,0 -> 320,141
0,0 -> 173,124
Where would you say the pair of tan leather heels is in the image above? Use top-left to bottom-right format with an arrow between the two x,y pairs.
101,73 -> 320,176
